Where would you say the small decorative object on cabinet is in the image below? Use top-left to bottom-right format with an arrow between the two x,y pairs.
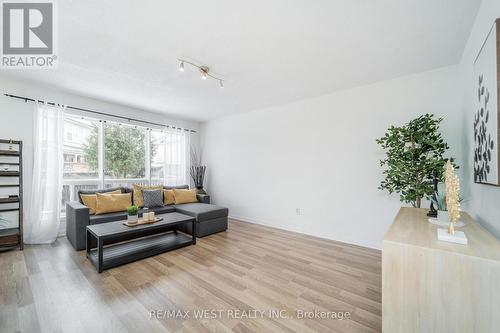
445,161 -> 461,233
0,139 -> 23,251
429,185 -> 466,227
431,189 -> 450,221
436,161 -> 467,245
427,171 -> 439,217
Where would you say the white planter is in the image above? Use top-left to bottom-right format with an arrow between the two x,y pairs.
437,210 -> 450,222
127,214 -> 138,224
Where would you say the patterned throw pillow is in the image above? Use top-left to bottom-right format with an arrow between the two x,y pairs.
142,189 -> 164,208
132,184 -> 163,207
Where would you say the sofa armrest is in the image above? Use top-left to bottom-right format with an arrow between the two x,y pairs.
66,201 -> 90,251
197,194 -> 210,204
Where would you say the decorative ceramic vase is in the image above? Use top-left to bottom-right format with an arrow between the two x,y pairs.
127,214 -> 138,224
437,210 -> 450,222
196,186 -> 206,195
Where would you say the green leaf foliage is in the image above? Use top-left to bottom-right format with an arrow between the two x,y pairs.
127,205 -> 139,216
83,124 -> 157,179
376,114 -> 456,208
431,190 -> 447,211
431,189 -> 464,211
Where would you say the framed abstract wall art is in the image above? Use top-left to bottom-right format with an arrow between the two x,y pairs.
474,18 -> 500,186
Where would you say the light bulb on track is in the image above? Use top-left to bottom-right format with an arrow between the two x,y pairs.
178,60 -> 224,87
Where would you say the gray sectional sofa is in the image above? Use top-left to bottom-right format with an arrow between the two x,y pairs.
66,185 -> 228,250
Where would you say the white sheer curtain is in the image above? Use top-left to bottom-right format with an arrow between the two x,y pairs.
25,102 -> 65,244
164,129 -> 190,186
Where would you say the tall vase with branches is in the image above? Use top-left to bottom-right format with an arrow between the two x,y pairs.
190,146 -> 207,194
376,114 -> 456,208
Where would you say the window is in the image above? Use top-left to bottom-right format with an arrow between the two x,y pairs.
64,154 -> 75,163
104,123 -> 147,188
61,114 -> 191,215
61,117 -> 101,214
165,130 -> 189,185
150,129 -> 165,184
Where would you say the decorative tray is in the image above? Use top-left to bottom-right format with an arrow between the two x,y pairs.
123,217 -> 163,227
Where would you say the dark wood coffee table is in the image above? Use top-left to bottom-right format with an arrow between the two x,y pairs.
86,212 -> 195,273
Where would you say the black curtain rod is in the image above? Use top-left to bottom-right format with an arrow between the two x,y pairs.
3,93 -> 197,133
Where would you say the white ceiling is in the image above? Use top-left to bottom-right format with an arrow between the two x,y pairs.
2,0 -> 481,122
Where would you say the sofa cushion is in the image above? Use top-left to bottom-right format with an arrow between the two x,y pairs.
77,187 -> 127,203
163,185 -> 189,190
132,184 -> 163,207
173,188 -> 198,204
142,205 -> 176,215
89,211 -> 128,224
80,189 -> 121,214
163,190 -> 175,205
174,203 -> 228,222
142,189 -> 164,208
95,193 -> 132,215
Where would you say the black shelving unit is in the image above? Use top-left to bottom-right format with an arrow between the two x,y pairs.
0,139 -> 23,251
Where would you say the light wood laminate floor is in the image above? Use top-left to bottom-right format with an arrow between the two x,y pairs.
0,219 -> 381,333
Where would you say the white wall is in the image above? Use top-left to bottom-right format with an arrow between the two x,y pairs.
0,76 -> 199,232
459,0 -> 500,239
201,66 -> 462,249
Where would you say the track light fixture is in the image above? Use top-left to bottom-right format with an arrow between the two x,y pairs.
178,59 -> 224,88
200,66 -> 209,80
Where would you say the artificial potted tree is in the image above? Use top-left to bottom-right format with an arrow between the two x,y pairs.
377,114 -> 456,208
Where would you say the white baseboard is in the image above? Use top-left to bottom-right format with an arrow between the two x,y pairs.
56,213 -> 378,249
229,214 -> 380,251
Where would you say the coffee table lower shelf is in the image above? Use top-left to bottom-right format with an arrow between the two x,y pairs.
87,232 -> 193,272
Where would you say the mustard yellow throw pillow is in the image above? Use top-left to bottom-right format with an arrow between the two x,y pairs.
80,190 -> 121,214
132,184 -> 163,207
95,193 -> 132,215
163,189 -> 175,205
173,189 -> 198,204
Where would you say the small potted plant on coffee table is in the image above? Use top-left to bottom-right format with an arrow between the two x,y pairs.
127,205 -> 139,224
